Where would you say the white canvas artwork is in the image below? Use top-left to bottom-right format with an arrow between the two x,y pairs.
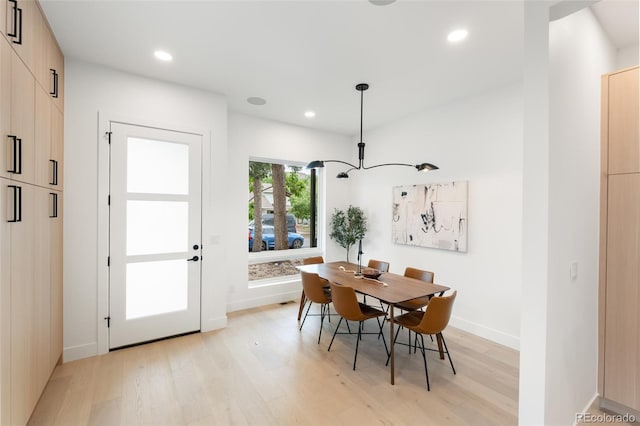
392,181 -> 468,252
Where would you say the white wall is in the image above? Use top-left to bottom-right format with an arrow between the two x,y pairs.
226,113 -> 351,311
63,60 -> 354,360
347,84 -> 523,349
63,59 -> 229,361
617,44 -> 639,69
545,7 -> 616,425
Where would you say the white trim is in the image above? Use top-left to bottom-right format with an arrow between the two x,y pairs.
227,290 -> 300,313
63,342 -> 98,363
201,314 -> 228,333
248,247 -> 323,265
449,315 -> 520,350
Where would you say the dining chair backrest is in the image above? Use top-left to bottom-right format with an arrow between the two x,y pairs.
404,267 -> 434,284
300,271 -> 331,304
303,256 -> 324,265
367,259 -> 390,273
417,291 -> 457,335
329,282 -> 364,322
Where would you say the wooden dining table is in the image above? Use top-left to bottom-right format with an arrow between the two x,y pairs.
297,261 -> 450,385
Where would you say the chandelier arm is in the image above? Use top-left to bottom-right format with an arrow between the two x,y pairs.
362,162 -> 416,170
323,159 -> 360,169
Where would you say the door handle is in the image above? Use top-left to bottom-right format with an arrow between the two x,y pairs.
8,136 -> 22,174
187,256 -> 199,262
50,69 -> 59,98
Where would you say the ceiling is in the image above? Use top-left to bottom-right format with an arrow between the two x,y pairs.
39,0 -> 637,137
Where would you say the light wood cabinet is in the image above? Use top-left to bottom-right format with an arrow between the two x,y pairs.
0,1 -> 63,424
607,67 -> 640,174
5,0 -> 36,72
600,66 -> 640,415
0,38 -> 10,180
0,179 -> 12,426
10,45 -> 35,185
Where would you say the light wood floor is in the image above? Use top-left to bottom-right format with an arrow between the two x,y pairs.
28,301 -> 520,426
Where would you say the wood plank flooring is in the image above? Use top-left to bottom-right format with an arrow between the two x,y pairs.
28,301 -> 520,425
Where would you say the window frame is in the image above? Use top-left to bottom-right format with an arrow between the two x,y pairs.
247,157 -> 324,287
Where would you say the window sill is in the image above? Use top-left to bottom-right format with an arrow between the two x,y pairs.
247,247 -> 323,265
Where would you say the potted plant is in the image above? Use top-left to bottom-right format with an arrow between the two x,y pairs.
329,205 -> 367,263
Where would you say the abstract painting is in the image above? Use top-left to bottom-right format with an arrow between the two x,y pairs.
392,181 -> 468,252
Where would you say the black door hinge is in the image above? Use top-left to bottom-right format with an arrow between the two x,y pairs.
104,316 -> 111,328
108,195 -> 110,205
106,131 -> 112,144
107,256 -> 110,267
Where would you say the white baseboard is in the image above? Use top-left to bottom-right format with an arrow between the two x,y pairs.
201,315 -> 228,333
449,315 -> 520,350
227,290 -> 300,313
63,342 -> 98,363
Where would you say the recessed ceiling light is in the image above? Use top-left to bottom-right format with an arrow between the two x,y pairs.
447,29 -> 468,43
247,97 -> 267,106
304,111 -> 316,118
369,0 -> 396,5
153,50 -> 173,62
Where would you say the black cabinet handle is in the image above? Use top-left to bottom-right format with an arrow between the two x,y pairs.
49,159 -> 58,185
8,135 -> 22,174
49,69 -> 59,98
49,192 -> 58,218
187,256 -> 199,262
8,185 -> 21,223
7,0 -> 22,45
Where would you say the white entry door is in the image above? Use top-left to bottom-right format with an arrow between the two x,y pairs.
109,122 -> 202,349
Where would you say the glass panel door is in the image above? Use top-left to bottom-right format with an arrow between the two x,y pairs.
109,122 -> 202,349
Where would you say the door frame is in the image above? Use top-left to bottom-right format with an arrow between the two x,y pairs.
96,112 -> 216,355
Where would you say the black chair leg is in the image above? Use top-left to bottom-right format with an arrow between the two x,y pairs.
418,333 -> 430,391
317,304 -> 326,344
439,333 -> 456,374
328,317 -> 344,351
353,321 -> 362,370
300,301 -> 313,331
386,326 -> 402,366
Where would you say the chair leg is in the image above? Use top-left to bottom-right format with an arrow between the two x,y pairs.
386,325 -> 402,366
418,333 -> 430,391
328,317 -> 344,352
317,304 -> 326,344
439,333 -> 456,375
353,321 -> 362,370
375,316 -> 389,357
300,301 -> 313,331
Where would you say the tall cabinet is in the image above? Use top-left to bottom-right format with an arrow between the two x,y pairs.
0,0 -> 64,424
599,66 -> 640,416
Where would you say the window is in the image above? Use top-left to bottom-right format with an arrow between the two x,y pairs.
248,159 -> 321,283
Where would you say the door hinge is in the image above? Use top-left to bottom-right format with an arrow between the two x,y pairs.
106,131 -> 112,144
108,195 -> 110,205
107,256 -> 110,267
104,316 -> 111,328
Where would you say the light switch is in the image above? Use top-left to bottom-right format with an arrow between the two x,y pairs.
570,262 -> 578,281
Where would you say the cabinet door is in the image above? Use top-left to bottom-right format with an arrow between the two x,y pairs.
0,178 -> 12,426
607,67 -> 640,174
49,37 -> 63,110
7,0 -> 35,72
10,47 -> 35,185
0,38 -> 10,180
0,0 -> 6,36
34,84 -> 51,187
51,102 -> 62,188
605,173 -> 640,410
9,183 -> 36,426
33,186 -> 51,394
50,190 -> 62,370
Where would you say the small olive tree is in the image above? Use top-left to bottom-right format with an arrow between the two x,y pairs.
329,206 -> 367,263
